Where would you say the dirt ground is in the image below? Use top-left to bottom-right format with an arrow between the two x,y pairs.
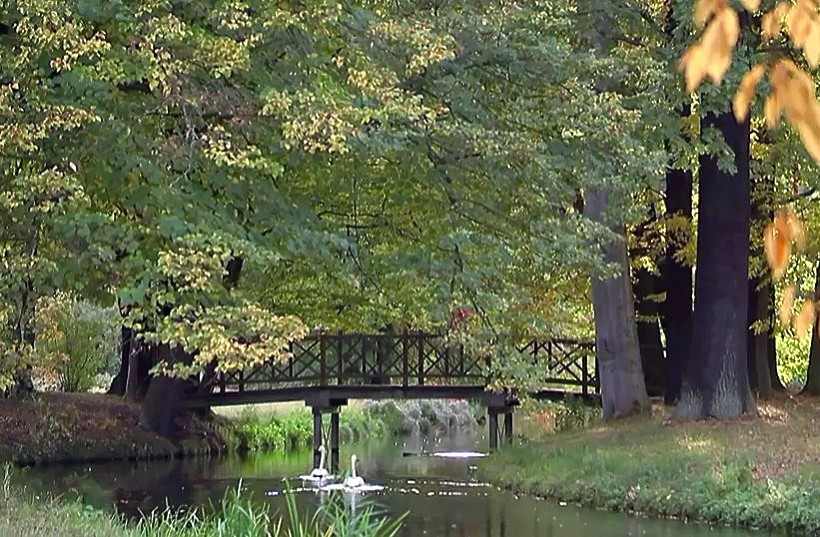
0,393 -> 226,464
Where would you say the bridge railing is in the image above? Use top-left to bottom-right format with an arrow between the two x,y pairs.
214,333 -> 597,395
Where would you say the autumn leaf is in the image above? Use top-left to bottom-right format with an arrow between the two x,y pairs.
785,210 -> 807,251
805,24 -> 820,66
795,300 -> 816,339
681,4 -> 739,92
765,94 -> 783,128
740,0 -> 761,11
695,0 -> 721,28
763,3 -> 790,40
780,285 -> 796,326
764,222 -> 791,280
733,65 -> 765,122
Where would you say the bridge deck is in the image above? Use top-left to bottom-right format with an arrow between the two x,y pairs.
186,384 -> 597,408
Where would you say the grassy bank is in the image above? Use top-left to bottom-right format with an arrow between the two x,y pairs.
0,467 -> 403,537
483,396 -> 820,533
222,404 -> 401,452
0,393 -> 224,464
0,392 -> 474,464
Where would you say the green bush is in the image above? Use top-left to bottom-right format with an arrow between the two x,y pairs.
229,406 -> 388,453
33,293 -> 118,393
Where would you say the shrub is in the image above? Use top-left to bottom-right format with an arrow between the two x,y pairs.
33,293 -> 118,392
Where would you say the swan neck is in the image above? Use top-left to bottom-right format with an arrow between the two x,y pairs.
318,448 -> 326,471
352,456 -> 357,478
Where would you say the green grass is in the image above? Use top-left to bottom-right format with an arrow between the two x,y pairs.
0,466 -> 404,537
226,406 -> 395,453
483,397 -> 820,533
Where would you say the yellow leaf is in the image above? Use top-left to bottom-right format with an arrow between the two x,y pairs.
780,285 -> 796,326
764,221 -> 791,280
796,116 -> 820,162
806,23 -> 820,67
740,0 -> 761,10
788,3 -> 814,48
717,7 -> 741,47
765,94 -> 782,128
785,210 -> 807,251
695,0 -> 721,28
680,45 -> 709,93
795,300 -> 816,339
733,65 -> 765,122
764,3 -> 791,39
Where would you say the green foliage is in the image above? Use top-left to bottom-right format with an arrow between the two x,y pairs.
776,333 -> 809,389
228,407 -> 390,453
0,470 -> 404,537
0,0 -> 676,391
33,292 -> 118,392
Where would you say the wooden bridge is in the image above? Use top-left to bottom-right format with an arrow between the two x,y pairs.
186,332 -> 597,469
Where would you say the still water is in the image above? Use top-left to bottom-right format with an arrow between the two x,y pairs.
19,432 -> 769,537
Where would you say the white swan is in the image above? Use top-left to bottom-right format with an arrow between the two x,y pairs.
299,445 -> 333,482
343,454 -> 365,489
310,445 -> 330,479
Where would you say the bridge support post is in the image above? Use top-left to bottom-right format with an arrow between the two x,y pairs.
330,410 -> 340,473
504,411 -> 513,444
312,407 -> 323,470
488,409 -> 500,451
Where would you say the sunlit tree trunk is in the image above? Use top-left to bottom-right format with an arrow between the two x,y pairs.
676,110 -> 755,419
585,188 -> 650,419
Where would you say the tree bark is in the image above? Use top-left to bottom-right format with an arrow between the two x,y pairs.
660,113 -> 694,406
108,326 -> 130,396
804,263 -> 820,395
676,110 -> 755,419
634,263 -> 665,397
585,188 -> 650,419
140,344 -> 193,436
747,277 -> 773,398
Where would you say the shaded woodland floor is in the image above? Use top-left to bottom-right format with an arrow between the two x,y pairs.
484,395 -> 820,532
0,393 -> 225,464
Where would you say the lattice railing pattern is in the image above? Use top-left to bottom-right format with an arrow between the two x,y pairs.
213,333 -> 597,395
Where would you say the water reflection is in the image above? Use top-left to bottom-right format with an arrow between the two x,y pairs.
18,431 -> 775,537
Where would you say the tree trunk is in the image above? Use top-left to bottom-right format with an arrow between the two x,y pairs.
585,188 -> 650,419
108,326 -> 131,396
804,263 -> 820,395
747,277 -> 773,398
676,110 -> 755,419
660,127 -> 694,406
634,264 -> 665,397
140,344 -> 193,436
110,327 -> 153,401
125,338 -> 153,402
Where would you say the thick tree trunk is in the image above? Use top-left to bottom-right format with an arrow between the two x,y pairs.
140,344 -> 193,436
676,110 -> 755,419
804,263 -> 820,395
634,264 -> 665,397
660,127 -> 694,406
585,188 -> 650,419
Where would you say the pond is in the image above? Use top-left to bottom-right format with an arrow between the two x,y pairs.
18,431 -> 772,537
